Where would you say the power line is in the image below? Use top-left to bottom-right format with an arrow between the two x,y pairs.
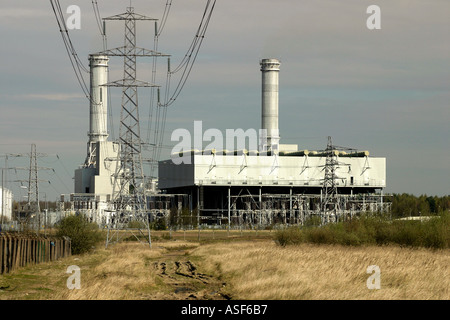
166,0 -> 216,105
158,0 -> 173,37
49,0 -> 90,100
148,0 -> 217,177
92,0 -> 108,50
92,0 -> 103,35
56,154 -> 74,180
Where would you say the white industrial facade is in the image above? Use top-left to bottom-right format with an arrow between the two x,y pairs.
74,141 -> 118,197
159,58 -> 386,194
159,152 -> 385,190
158,151 -> 387,226
0,187 -> 13,221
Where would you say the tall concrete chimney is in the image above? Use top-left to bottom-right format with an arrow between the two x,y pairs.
84,54 -> 109,167
260,58 -> 280,154
89,54 -> 109,144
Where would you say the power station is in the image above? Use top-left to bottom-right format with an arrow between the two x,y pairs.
72,51 -> 388,228
65,7 -> 388,232
158,58 -> 388,227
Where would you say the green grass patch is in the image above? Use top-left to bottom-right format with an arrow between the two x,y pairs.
275,212 -> 450,249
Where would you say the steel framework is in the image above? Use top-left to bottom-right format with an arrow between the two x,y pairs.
321,136 -> 340,216
11,145 -> 51,234
98,7 -> 169,247
27,144 -> 41,217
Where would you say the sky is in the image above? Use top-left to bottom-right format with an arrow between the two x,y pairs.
0,0 -> 449,202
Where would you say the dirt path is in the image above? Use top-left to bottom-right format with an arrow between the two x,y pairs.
150,249 -> 231,300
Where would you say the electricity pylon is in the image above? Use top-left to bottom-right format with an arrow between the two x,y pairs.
10,144 -> 51,234
98,7 -> 169,248
321,136 -> 340,216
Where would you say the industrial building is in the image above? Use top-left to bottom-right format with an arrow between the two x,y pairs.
157,59 -> 388,227
69,15 -> 388,228
71,55 -> 388,228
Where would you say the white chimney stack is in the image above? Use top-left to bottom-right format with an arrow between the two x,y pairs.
89,54 -> 109,144
260,58 -> 280,154
84,54 -> 109,168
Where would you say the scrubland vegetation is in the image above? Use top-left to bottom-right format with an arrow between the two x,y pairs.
193,241 -> 449,300
275,212 -> 449,249
1,194 -> 448,300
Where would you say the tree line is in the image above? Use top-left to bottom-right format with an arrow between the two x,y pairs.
389,193 -> 450,218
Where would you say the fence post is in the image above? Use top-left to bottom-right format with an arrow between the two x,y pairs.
20,235 -> 25,267
27,237 -> 31,266
0,234 -> 4,274
55,239 -> 59,260
17,235 -> 21,268
50,239 -> 54,261
10,235 -> 15,271
46,239 -> 50,262
30,237 -> 33,265
35,237 -> 39,264
14,235 -> 20,270
20,235 -> 24,267
34,237 -> 38,264
36,238 -> 40,264
35,237 -> 38,264
3,234 -> 7,273
7,233 -> 12,273
66,237 -> 71,258
39,238 -> 43,263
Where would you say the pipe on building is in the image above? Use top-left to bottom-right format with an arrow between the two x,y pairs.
340,151 -> 370,157
280,150 -> 310,157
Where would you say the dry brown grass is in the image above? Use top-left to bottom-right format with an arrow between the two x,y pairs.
1,239 -> 448,300
44,241 -> 200,300
51,242 -> 165,300
192,241 -> 450,300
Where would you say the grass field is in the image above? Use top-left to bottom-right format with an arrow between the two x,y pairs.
193,241 -> 449,299
0,229 -> 448,300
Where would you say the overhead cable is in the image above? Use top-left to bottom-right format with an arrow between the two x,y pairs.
49,0 -> 90,100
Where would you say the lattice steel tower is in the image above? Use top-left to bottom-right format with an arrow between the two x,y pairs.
27,144 -> 41,219
22,144 -> 51,234
321,136 -> 340,217
99,7 -> 169,247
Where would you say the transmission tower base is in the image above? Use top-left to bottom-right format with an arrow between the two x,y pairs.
105,222 -> 152,249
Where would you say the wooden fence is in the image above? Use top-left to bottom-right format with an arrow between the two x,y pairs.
0,233 -> 71,274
